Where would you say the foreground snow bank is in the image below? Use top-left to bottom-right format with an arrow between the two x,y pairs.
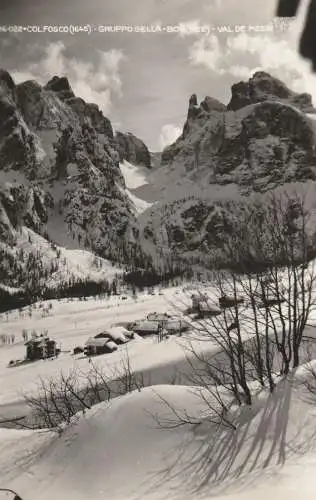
1,373 -> 316,500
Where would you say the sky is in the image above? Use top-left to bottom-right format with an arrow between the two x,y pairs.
0,0 -> 316,151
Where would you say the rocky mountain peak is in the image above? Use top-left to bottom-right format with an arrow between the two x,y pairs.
0,69 -> 143,288
200,96 -> 227,113
67,97 -> 114,139
186,93 -> 226,120
187,93 -> 198,118
44,75 -> 75,101
180,93 -> 226,141
161,93 -> 226,165
160,71 -> 316,198
228,71 -> 315,113
115,131 -> 151,168
42,77 -> 114,139
0,69 -> 16,99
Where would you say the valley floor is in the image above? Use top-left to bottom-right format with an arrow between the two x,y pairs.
0,284 -> 316,500
0,285 -> 215,407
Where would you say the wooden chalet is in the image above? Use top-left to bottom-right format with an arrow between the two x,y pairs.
25,336 -> 58,361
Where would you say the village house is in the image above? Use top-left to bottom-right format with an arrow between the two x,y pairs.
84,337 -> 118,357
94,327 -> 129,345
145,312 -> 189,335
164,319 -> 190,334
132,320 -> 161,336
198,301 -> 222,318
25,336 -> 58,361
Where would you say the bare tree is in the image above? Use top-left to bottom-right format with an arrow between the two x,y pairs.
23,350 -> 146,433
231,190 -> 316,373
158,190 -> 316,433
299,337 -> 316,396
149,384 -> 237,432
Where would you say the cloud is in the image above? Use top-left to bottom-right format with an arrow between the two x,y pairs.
159,124 -> 182,150
187,15 -> 316,105
11,41 -> 125,115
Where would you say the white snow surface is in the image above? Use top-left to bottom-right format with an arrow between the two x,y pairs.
1,268 -> 316,406
0,285 -> 213,405
1,276 -> 316,500
118,160 -> 154,214
0,227 -> 122,289
125,188 -> 152,215
0,374 -> 316,500
119,160 -> 150,189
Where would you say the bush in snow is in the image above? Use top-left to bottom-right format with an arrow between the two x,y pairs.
164,190 -> 316,430
23,350 -> 146,433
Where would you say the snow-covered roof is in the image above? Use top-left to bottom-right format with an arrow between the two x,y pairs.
106,340 -> 118,350
147,313 -> 170,321
164,319 -> 187,328
106,326 -> 129,339
85,337 -> 111,347
133,320 -> 160,332
25,337 -> 55,346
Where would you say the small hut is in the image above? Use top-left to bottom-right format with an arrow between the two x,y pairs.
219,294 -> 244,309
84,338 -> 118,357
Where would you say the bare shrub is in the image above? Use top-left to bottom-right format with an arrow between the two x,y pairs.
23,350 -> 146,433
156,190 -> 316,432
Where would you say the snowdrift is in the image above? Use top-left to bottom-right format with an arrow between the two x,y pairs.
2,371 -> 316,500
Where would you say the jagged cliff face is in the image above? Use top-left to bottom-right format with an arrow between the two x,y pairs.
160,72 -> 316,193
0,70 -> 143,287
2,68 -> 316,287
115,131 -> 151,168
160,93 -> 227,167
143,71 -> 316,267
227,71 -> 316,112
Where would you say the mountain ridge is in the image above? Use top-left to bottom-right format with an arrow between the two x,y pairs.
0,69 -> 151,290
138,71 -> 316,269
1,69 -> 316,290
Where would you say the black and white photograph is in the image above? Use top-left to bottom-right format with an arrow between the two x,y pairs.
0,1 -> 316,499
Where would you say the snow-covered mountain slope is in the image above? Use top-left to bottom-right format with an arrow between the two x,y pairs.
2,371 -> 316,500
2,68 -> 316,289
138,181 -> 316,269
118,160 -> 153,215
0,227 -> 122,291
0,70 -> 150,289
137,72 -> 316,267
119,160 -> 150,190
